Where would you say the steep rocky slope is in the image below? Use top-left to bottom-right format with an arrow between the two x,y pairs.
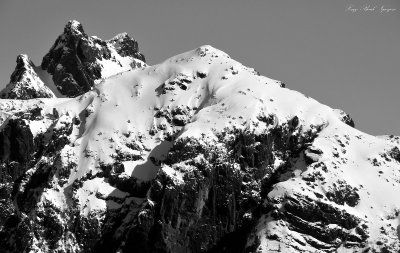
0,28 -> 399,252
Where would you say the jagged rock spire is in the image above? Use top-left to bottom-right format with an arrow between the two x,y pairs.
0,54 -> 55,99
10,54 -> 35,83
0,20 -> 146,100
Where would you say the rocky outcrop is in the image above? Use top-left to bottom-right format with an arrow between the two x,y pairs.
0,118 -> 34,163
108,32 -> 145,60
267,193 -> 369,251
0,55 -> 55,99
41,20 -> 146,97
333,109 -> 355,128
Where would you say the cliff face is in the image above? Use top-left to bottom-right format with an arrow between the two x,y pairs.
0,24 -> 399,253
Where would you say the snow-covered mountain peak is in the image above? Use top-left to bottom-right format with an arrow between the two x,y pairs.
108,32 -> 129,41
10,54 -> 35,82
0,26 -> 399,253
195,44 -> 231,58
15,54 -> 33,67
0,54 -> 55,99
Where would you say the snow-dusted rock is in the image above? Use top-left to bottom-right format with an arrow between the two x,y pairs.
0,55 -> 55,99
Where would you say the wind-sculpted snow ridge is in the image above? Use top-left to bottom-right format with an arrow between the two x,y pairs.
0,44 -> 399,253
0,20 -> 146,99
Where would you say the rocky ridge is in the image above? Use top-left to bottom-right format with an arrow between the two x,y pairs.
0,23 -> 399,253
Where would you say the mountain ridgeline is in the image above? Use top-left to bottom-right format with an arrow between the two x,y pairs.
0,21 -> 399,253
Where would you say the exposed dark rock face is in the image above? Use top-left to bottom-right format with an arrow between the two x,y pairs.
91,120 -> 320,253
0,106 -> 77,252
0,55 -> 55,99
268,193 -> 368,250
325,180 -> 360,207
41,20 -> 145,97
0,118 -> 33,163
0,118 -> 36,252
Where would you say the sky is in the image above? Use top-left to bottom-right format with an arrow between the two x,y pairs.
0,0 -> 399,136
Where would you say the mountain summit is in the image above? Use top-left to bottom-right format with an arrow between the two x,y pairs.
0,23 -> 399,253
63,20 -> 85,35
1,20 -> 146,99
